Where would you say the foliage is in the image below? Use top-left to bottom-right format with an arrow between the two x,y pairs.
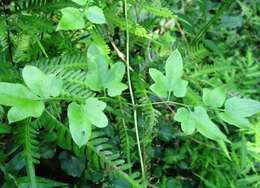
0,0 -> 259,187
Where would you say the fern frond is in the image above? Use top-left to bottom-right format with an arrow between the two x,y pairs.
34,111 -> 142,187
15,121 -> 40,187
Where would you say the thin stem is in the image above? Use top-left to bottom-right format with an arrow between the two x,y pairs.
124,0 -> 146,186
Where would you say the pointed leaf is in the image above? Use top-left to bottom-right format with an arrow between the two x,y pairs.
85,43 -> 108,91
165,49 -> 183,82
57,7 -> 85,30
174,107 -> 195,135
149,68 -> 168,98
84,97 -> 108,128
104,62 -> 127,97
85,6 -> 106,24
22,66 -> 63,99
219,112 -> 251,128
68,102 -> 92,147
225,97 -> 260,117
203,87 -> 226,108
192,106 -> 228,142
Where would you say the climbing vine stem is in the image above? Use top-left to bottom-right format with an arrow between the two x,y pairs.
123,0 -> 146,186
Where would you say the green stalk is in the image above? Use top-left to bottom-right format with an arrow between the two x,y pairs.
123,0 -> 146,186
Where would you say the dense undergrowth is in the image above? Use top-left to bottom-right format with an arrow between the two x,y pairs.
0,0 -> 260,187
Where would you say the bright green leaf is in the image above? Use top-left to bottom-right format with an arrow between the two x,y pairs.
104,62 -> 127,97
202,87 -> 226,108
68,102 -> 92,147
149,68 -> 168,98
174,107 -> 195,135
85,6 -> 106,24
84,97 -> 108,128
85,44 -> 127,97
219,112 -> 251,128
192,106 -> 228,142
0,82 -> 45,123
172,79 -> 188,98
57,7 -> 85,30
23,66 -> 63,99
225,97 -> 260,117
72,0 -> 87,6
149,49 -> 188,98
165,49 -> 183,84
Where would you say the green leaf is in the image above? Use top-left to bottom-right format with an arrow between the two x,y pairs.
172,79 -> 188,98
149,49 -> 188,98
22,66 -> 63,99
72,0 -> 87,6
0,82 -> 45,123
8,100 -> 44,123
68,97 -> 108,147
149,68 -> 168,98
57,7 -> 85,30
165,50 -> 183,83
202,87 -> 226,108
68,102 -> 92,147
85,44 -> 127,97
219,112 -> 251,128
192,106 -> 228,142
104,62 -> 127,97
225,97 -> 260,117
84,97 -> 108,128
85,6 -> 106,24
174,107 -> 195,135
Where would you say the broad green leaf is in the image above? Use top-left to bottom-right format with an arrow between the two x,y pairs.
85,44 -> 127,97
165,50 -> 183,84
85,43 -> 108,91
17,176 -> 67,188
72,0 -> 87,5
23,66 -> 63,99
202,87 -> 226,108
104,62 -> 127,97
57,7 -> 85,30
68,102 -> 92,147
219,112 -> 251,128
192,106 -> 228,142
172,79 -> 188,98
8,100 -> 44,123
149,49 -> 188,98
149,68 -> 168,98
0,83 -> 39,106
85,6 -> 106,24
0,82 -> 45,123
174,107 -> 195,135
225,97 -> 260,117
84,97 -> 108,128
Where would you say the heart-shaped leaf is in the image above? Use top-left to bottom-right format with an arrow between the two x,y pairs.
0,82 -> 45,123
85,6 -> 106,24
149,50 -> 188,98
57,7 -> 85,30
23,66 -> 63,99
